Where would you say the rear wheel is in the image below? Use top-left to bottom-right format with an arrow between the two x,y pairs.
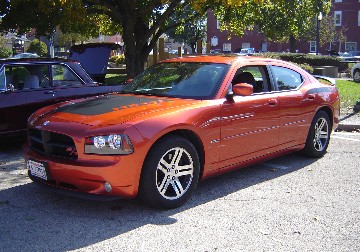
302,111 -> 331,158
139,135 -> 200,209
354,69 -> 360,83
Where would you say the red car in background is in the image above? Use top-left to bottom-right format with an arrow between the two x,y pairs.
23,55 -> 340,209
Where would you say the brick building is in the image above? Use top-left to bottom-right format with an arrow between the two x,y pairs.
207,0 -> 360,54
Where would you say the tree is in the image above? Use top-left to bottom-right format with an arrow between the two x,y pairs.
166,5 -> 207,54
252,0 -> 332,52
27,39 -> 48,56
317,14 -> 347,53
1,0 -> 266,77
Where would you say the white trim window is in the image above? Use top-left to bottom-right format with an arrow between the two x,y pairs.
310,41 -> 316,53
216,20 -> 220,30
334,11 -> 342,26
345,42 -> 357,52
334,0 -> 342,2
358,11 -> 360,26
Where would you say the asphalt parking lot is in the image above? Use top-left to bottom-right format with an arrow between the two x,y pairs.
1,131 -> 359,252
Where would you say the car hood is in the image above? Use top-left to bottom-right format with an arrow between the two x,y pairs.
49,94 -> 201,126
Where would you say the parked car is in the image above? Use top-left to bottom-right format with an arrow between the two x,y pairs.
24,55 -> 340,209
348,51 -> 360,61
0,58 -> 124,140
351,62 -> 360,82
235,47 -> 257,56
10,53 -> 39,59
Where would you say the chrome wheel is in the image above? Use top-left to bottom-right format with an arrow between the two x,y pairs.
156,147 -> 194,200
139,135 -> 200,208
303,111 -> 331,158
354,70 -> 360,83
313,117 -> 329,152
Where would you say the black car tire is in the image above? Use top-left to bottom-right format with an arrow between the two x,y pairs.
302,111 -> 331,158
353,69 -> 360,83
139,135 -> 200,209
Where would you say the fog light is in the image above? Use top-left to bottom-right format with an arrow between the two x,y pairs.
104,182 -> 112,193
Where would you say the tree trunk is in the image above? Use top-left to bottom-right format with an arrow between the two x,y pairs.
289,35 -> 297,53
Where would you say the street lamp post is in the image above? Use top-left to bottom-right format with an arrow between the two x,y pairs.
316,12 -> 323,55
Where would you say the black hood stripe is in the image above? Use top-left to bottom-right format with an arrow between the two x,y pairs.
56,95 -> 172,116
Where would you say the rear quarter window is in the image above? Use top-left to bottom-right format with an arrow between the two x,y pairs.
271,66 -> 303,91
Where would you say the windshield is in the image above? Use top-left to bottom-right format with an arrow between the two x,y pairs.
122,62 -> 229,99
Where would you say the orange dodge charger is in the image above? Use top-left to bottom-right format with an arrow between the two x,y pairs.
24,55 -> 340,208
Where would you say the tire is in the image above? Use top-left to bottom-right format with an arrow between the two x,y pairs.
139,135 -> 200,209
302,111 -> 331,158
354,69 -> 360,83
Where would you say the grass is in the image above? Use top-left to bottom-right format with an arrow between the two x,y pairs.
104,74 -> 128,85
336,80 -> 360,112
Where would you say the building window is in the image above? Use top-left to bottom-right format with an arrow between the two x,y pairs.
216,20 -> 220,30
334,0 -> 342,2
223,43 -> 231,52
310,41 -> 316,52
242,43 -> 251,49
358,11 -> 360,26
334,11 -> 342,26
345,42 -> 357,52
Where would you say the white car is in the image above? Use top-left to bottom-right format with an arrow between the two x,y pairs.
351,62 -> 360,82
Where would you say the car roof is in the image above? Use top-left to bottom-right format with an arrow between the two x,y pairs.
0,58 -> 79,65
160,55 -> 285,65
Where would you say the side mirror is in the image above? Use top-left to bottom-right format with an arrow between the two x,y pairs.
7,84 -> 15,92
233,83 -> 253,96
226,83 -> 253,102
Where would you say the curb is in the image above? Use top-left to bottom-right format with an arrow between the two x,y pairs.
335,124 -> 360,132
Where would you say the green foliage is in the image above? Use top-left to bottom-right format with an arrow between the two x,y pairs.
0,36 -> 11,58
109,55 -> 126,65
166,4 -> 207,54
259,52 -> 341,67
0,46 -> 11,58
27,39 -> 48,57
104,74 -> 127,85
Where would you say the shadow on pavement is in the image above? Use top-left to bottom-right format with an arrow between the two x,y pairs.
0,147 -> 316,251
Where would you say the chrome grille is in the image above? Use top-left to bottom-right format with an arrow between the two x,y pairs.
28,129 -> 78,159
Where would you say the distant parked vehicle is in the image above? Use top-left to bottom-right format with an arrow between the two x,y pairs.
0,58 -> 124,140
10,53 -> 39,59
351,62 -> 360,82
235,48 -> 256,56
348,51 -> 360,61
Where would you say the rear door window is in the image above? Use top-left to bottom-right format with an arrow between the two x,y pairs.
270,66 -> 303,91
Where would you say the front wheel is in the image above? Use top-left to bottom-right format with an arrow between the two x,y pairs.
139,135 -> 200,209
302,111 -> 331,158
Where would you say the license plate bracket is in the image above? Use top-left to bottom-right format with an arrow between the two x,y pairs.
27,159 -> 49,180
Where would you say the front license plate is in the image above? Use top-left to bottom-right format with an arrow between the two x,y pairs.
27,159 -> 48,180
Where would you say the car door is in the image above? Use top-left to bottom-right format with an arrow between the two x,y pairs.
219,65 -> 280,167
268,65 -> 319,147
0,64 -> 57,137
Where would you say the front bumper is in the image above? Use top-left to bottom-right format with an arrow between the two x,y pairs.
24,145 -> 143,199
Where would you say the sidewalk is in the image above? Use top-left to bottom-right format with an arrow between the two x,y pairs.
336,110 -> 360,132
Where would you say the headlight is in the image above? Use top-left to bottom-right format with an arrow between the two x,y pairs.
85,134 -> 134,155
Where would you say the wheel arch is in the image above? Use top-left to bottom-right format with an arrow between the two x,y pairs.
317,106 -> 334,130
143,129 -> 206,180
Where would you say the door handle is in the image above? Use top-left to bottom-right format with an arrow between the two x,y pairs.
308,94 -> 315,99
268,99 -> 278,106
305,94 -> 316,101
44,90 -> 57,96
